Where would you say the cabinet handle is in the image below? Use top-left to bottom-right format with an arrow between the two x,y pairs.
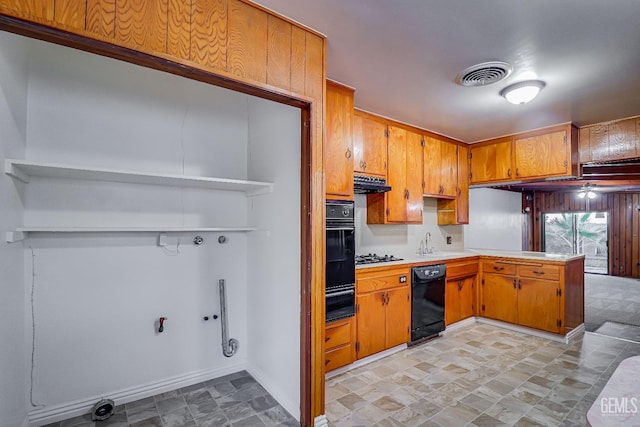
325,336 -> 330,343
385,292 -> 390,305
516,168 -> 520,177
346,149 -> 352,160
360,160 -> 365,169
532,270 -> 545,275
513,278 -> 516,289
457,187 -> 461,196
507,168 -> 512,178
363,161 -> 367,170
458,281 -> 463,291
493,266 -> 505,271
518,279 -> 522,289
325,359 -> 331,366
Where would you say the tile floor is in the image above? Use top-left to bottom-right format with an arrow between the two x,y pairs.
325,323 -> 640,426
584,273 -> 640,332
43,371 -> 297,427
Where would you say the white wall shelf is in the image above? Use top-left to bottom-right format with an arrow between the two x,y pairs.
5,227 -> 258,243
5,159 -> 274,196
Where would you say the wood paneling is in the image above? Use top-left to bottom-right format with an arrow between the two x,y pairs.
166,0 -> 191,60
228,0 -> 267,82
86,0 -> 115,38
190,0 -> 227,70
266,15 -> 291,90
5,0 -> 54,20
115,0 -> 168,53
289,25 -> 306,95
531,191 -> 640,278
54,0 -> 86,29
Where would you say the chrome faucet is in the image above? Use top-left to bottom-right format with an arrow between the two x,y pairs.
425,232 -> 433,254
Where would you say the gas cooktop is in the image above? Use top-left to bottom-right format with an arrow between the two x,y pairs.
355,253 -> 404,265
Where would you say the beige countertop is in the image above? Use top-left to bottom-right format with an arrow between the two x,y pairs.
355,249 -> 585,270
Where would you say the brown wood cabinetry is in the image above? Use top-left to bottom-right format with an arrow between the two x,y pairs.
437,144 -> 470,225
479,258 -> 584,334
470,124 -> 579,185
325,80 -> 354,200
356,267 -> 411,359
445,260 -> 478,326
579,116 -> 640,163
324,316 -> 356,372
353,110 -> 388,177
423,136 -> 457,198
367,126 -> 423,224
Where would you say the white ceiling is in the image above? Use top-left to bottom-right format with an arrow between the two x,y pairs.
254,0 -> 640,142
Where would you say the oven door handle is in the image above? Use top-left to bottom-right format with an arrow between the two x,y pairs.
327,289 -> 355,297
325,227 -> 355,231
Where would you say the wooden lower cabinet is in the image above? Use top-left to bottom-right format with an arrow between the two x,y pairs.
479,259 -> 580,334
444,259 -> 478,326
356,267 -> 411,360
445,276 -> 475,326
324,316 -> 356,372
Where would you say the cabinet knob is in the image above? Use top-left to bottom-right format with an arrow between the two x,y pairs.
512,278 -> 516,289
345,149 -> 352,160
363,161 -> 367,170
507,168 -> 512,178
516,168 -> 520,177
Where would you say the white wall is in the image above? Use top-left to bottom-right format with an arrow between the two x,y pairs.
356,195 -> 464,258
246,97 -> 301,419
464,188 -> 523,250
0,32 -> 28,427
9,36 -> 300,424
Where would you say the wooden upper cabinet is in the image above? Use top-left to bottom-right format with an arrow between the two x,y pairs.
456,145 -> 470,224
367,125 -> 423,224
423,136 -> 457,198
352,111 -> 388,177
325,80 -> 354,200
470,140 -> 512,184
513,130 -> 568,179
470,124 -> 578,185
581,116 -> 639,163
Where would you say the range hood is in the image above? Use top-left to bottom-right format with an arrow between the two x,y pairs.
354,175 -> 392,194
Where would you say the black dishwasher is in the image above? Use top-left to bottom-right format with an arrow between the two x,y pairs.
411,264 -> 446,344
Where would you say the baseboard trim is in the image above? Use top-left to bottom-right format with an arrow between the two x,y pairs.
245,365 -> 299,421
313,414 -> 328,427
565,324 -> 585,343
442,317 -> 477,334
28,360 -> 247,426
477,318 -> 578,343
325,344 -> 407,380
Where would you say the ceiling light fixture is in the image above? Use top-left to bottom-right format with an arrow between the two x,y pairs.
577,184 -> 597,199
499,80 -> 546,104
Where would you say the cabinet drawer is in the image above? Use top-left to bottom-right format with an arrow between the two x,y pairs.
482,260 -> 516,276
447,261 -> 479,279
325,319 -> 352,349
325,345 -> 353,371
518,264 -> 560,281
357,268 -> 410,293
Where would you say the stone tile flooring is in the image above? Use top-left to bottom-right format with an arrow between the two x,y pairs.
325,323 -> 640,426
585,273 -> 640,332
44,371 -> 297,427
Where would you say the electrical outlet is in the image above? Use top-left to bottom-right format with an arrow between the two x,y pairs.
446,236 -> 452,245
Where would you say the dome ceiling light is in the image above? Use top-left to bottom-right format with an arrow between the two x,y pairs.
499,80 -> 546,104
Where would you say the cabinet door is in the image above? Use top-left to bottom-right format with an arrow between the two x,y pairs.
405,130 -> 424,223
353,113 -> 388,177
422,136 -> 441,196
456,145 -> 469,224
481,273 -> 517,324
517,278 -> 561,333
356,292 -> 387,359
325,82 -> 354,199
385,287 -> 411,348
470,141 -> 512,183
440,141 -> 458,197
386,125 -> 408,222
445,279 -> 462,326
459,276 -> 475,320
514,130 -> 567,179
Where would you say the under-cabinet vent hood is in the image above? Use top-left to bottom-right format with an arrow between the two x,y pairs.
354,175 -> 392,194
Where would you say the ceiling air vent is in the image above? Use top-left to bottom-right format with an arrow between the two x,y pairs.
456,61 -> 513,87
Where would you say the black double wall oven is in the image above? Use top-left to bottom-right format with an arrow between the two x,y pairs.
325,201 -> 356,323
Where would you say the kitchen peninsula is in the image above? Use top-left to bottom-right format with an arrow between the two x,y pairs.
326,249 -> 584,373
